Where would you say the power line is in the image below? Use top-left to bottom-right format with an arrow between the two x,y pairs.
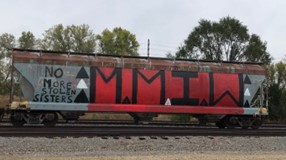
139,48 -> 173,52
138,39 -> 179,57
139,39 -> 179,48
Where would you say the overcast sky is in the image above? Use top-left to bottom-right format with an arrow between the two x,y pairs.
1,0 -> 286,61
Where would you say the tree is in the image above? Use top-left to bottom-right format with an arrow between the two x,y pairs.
96,27 -> 139,56
0,33 -> 15,59
268,62 -> 286,88
177,17 -> 271,64
268,61 -> 286,121
68,25 -> 96,53
166,52 -> 175,59
244,34 -> 271,63
18,31 -> 36,49
40,24 -> 96,53
0,33 -> 16,95
40,24 -> 69,51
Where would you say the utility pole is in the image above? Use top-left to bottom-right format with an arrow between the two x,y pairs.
147,39 -> 150,58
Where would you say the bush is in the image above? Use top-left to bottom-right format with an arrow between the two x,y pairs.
170,114 -> 191,122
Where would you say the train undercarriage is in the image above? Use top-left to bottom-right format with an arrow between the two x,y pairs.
9,111 -> 59,127
214,115 -> 263,129
3,110 -> 264,129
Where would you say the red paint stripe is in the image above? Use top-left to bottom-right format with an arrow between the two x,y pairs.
87,104 -> 244,115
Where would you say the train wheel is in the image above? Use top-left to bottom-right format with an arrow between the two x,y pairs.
196,115 -> 208,126
251,118 -> 262,129
224,116 -> 237,129
11,119 -> 25,127
129,113 -> 155,124
10,113 -> 25,127
241,125 -> 249,129
43,112 -> 58,127
59,112 -> 82,121
215,121 -> 226,129
0,109 -> 4,121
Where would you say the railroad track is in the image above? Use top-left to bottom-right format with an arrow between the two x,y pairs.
1,124 -> 286,137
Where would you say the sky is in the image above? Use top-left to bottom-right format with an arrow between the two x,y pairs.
1,0 -> 286,62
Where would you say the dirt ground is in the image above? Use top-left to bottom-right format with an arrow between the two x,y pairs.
1,153 -> 286,160
0,95 -> 10,108
0,95 -> 24,108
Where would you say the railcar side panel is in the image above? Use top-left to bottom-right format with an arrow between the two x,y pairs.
13,62 -> 265,115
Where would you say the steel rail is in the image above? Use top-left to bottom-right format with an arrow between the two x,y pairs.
1,125 -> 286,137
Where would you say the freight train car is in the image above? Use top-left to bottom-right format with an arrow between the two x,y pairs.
8,48 -> 268,128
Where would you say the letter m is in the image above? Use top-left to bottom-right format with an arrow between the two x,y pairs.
90,67 -> 122,103
132,69 -> 165,104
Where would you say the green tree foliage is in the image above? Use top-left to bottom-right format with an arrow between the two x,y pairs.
40,24 -> 96,53
166,52 -> 175,59
18,31 -> 36,49
244,34 -> 271,63
170,114 -> 191,122
69,25 -> 97,52
268,61 -> 286,121
96,27 -> 139,56
177,17 -> 271,64
0,33 -> 15,59
268,64 -> 276,84
0,33 -> 16,95
0,63 -> 11,95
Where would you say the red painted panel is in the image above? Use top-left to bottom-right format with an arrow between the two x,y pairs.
87,103 -> 244,115
165,71 -> 184,102
121,69 -> 133,103
213,73 -> 240,107
190,73 -> 210,105
136,69 -> 162,104
95,68 -> 117,103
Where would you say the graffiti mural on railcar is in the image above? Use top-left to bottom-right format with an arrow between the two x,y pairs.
90,67 -> 245,107
13,63 -> 265,107
33,66 -> 77,103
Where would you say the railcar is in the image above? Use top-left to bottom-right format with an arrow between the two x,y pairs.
7,48 -> 268,128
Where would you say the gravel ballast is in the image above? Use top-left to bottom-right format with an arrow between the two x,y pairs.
0,136 -> 286,159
